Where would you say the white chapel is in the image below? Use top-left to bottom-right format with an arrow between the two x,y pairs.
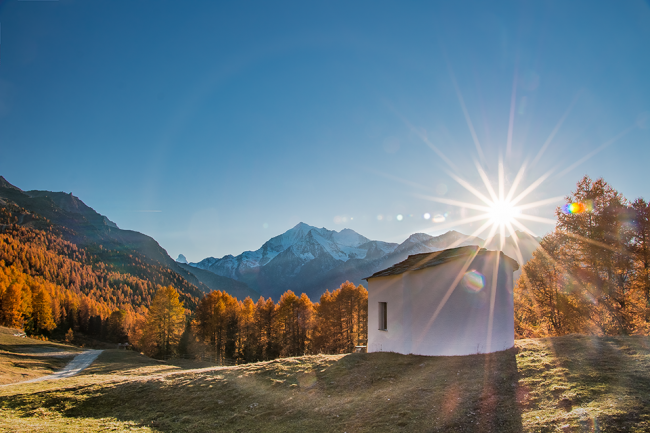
365,245 -> 519,356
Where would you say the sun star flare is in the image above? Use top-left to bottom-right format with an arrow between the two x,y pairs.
419,159 -> 560,254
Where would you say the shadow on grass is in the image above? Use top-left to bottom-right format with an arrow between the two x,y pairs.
0,351 -> 73,385
0,349 -> 523,432
517,335 -> 650,432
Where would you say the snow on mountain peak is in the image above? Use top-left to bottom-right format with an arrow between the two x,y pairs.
192,223 -> 378,277
405,233 -> 434,243
331,228 -> 370,247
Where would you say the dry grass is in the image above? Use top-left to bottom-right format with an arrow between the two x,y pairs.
516,335 -> 650,432
0,327 -> 82,385
1,331 -> 650,432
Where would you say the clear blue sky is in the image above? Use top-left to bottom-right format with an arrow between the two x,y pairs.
1,0 -> 649,262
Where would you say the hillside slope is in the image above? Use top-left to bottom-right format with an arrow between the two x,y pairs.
1,335 -> 648,432
0,176 -> 249,302
177,262 -> 260,300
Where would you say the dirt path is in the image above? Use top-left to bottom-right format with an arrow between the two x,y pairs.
14,349 -> 103,385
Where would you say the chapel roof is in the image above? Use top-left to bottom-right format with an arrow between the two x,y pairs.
364,245 -> 519,280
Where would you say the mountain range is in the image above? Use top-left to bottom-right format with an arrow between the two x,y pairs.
1,175 -> 541,305
189,222 -> 540,301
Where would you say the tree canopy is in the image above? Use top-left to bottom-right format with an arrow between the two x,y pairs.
516,176 -> 650,337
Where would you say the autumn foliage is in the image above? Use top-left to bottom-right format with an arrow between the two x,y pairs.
515,176 -> 650,337
188,281 -> 368,363
140,285 -> 186,357
0,198 -> 368,362
0,202 -> 198,343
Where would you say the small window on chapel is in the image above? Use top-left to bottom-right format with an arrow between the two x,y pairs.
378,302 -> 387,331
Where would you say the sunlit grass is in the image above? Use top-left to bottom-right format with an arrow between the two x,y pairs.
0,327 -> 82,385
2,333 -> 650,432
516,336 -> 650,432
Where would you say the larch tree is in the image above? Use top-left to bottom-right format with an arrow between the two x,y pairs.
142,285 -> 186,358
195,290 -> 239,361
631,198 -> 650,323
1,281 -> 31,328
312,282 -> 367,353
515,232 -> 591,336
107,309 -> 129,343
516,176 -> 650,336
237,296 -> 257,362
31,285 -> 56,334
276,291 -> 314,356
254,297 -> 279,360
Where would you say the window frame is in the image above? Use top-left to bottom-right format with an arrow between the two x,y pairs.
378,301 -> 387,331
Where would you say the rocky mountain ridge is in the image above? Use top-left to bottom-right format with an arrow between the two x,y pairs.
0,176 -> 258,301
190,223 -> 540,300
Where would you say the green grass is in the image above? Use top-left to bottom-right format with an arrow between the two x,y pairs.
1,332 -> 650,432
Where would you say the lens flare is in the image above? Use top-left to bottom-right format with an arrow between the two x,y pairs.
562,200 -> 593,214
414,157 -> 562,254
462,270 -> 485,293
433,214 -> 446,223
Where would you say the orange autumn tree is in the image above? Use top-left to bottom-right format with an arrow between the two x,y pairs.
276,291 -> 314,357
237,296 -> 257,362
31,283 -> 56,334
141,285 -> 186,357
183,282 -> 367,363
195,290 -> 239,361
313,281 -> 368,354
254,296 -> 280,360
515,176 -> 650,337
1,280 -> 31,328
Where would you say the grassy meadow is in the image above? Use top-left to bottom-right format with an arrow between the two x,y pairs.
0,327 -> 83,385
1,328 -> 650,432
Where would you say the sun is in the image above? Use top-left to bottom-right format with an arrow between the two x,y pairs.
413,158 -> 562,266
487,199 -> 521,225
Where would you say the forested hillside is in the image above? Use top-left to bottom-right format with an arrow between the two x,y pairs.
0,177 -> 251,298
0,199 -> 203,338
0,177 -> 246,342
0,177 -> 368,362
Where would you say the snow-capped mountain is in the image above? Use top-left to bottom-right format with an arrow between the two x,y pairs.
190,223 -> 398,298
190,222 -> 539,301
